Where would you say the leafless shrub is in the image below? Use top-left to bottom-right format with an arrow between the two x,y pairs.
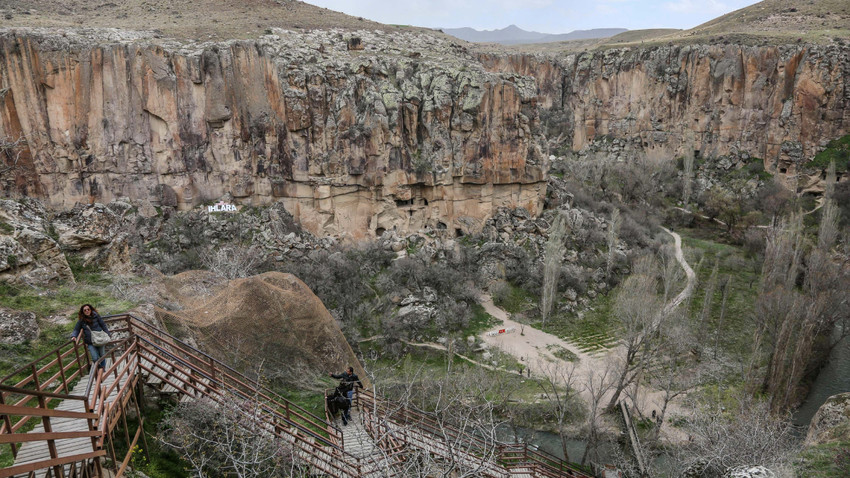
0,134 -> 27,179
159,395 -> 300,477
676,395 -> 799,476
202,244 -> 268,279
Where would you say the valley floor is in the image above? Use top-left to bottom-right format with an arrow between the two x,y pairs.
479,228 -> 695,444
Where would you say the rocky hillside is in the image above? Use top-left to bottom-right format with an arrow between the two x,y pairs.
480,42 -> 850,191
1,1 -> 848,239
0,28 -> 547,238
0,0 -> 419,41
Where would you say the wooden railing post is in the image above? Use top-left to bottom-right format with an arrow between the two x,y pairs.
72,337 -> 85,376
33,364 -> 65,478
56,349 -> 68,394
209,356 -> 217,393
83,396 -> 105,477
0,391 -> 17,458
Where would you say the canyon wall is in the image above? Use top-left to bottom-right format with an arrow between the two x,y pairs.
0,29 -> 547,238
3,28 -> 849,239
481,44 -> 850,183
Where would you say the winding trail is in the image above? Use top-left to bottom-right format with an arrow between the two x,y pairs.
659,226 -> 696,318
479,226 -> 696,443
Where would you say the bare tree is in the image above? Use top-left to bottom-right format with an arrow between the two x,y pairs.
682,134 -> 695,206
606,208 -> 621,278
0,134 -> 27,180
676,395 -> 798,476
818,162 -> 840,251
660,244 -> 684,303
159,395 -> 299,477
697,258 -> 720,350
368,363 -> 511,477
713,276 -> 732,360
648,320 -> 701,441
541,213 -> 568,328
536,358 -> 581,462
606,255 -> 664,410
751,208 -> 850,411
581,362 -> 614,466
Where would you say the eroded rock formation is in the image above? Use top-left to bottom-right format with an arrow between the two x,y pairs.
480,44 -> 850,184
0,28 -> 548,238
2,27 -> 848,238
0,197 -> 73,285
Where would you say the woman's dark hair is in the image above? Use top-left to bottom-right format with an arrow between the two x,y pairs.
79,304 -> 97,323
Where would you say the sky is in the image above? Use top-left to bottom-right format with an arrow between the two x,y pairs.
305,0 -> 763,34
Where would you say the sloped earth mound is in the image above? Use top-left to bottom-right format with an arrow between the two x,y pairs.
153,271 -> 366,386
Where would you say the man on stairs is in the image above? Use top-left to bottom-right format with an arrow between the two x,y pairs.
330,366 -> 363,424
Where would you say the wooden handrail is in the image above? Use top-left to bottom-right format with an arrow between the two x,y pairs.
358,387 -> 593,478
119,316 -> 335,433
4,310 -> 590,478
0,339 -> 80,384
0,384 -> 87,402
0,404 -> 97,420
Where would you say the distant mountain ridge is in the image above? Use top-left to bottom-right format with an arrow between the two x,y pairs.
442,24 -> 627,45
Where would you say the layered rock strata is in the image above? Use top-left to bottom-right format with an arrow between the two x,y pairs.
480,44 -> 850,185
0,28 -> 548,238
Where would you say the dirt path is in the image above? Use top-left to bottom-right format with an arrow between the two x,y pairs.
660,227 -> 696,317
479,227 -> 696,444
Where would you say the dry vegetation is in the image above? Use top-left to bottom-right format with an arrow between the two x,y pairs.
0,0 -> 437,41
600,0 -> 850,48
483,0 -> 850,54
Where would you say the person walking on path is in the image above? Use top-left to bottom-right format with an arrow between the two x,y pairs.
71,304 -> 112,370
330,366 -> 363,423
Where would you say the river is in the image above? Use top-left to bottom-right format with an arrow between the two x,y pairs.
794,331 -> 850,426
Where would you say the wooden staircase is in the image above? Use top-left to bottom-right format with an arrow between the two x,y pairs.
2,314 -> 592,478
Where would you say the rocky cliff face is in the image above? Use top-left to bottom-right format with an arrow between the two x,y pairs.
480,44 -> 850,187
0,28 -> 548,238
3,28 -> 849,238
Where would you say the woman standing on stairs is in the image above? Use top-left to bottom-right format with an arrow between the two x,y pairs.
71,304 -> 112,371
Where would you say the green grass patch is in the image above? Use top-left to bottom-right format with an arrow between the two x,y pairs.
545,292 -> 617,354
545,344 -> 579,362
679,230 -> 761,361
0,322 -> 80,380
463,303 -> 501,336
0,282 -> 136,319
0,220 -> 14,234
798,441 -> 850,477
492,283 -> 536,315
66,253 -> 111,285
808,134 -> 850,173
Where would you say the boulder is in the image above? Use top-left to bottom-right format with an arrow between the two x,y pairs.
54,203 -> 120,250
805,392 -> 850,447
0,308 -> 39,344
726,466 -> 775,478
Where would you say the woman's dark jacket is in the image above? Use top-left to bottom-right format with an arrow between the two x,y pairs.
71,312 -> 111,346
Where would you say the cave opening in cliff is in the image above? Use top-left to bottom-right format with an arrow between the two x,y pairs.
455,228 -> 463,238
375,227 -> 386,237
